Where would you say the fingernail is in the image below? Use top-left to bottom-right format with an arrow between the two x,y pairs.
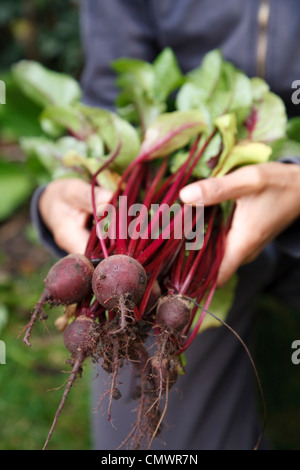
180,184 -> 203,204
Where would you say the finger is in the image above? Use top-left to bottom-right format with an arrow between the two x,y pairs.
179,165 -> 265,206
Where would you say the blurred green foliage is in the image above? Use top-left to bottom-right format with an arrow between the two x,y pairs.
0,0 -> 91,450
0,0 -> 83,220
0,0 -> 82,77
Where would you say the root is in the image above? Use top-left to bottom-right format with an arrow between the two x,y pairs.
107,339 -> 120,423
147,373 -> 169,450
22,294 -> 48,347
109,296 -> 135,335
42,354 -> 84,450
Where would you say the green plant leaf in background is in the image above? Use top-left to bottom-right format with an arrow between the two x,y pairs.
113,48 -> 184,130
248,78 -> 287,143
176,49 -> 253,126
11,60 -> 81,108
0,72 -> 42,141
185,49 -> 224,100
152,47 -> 184,103
77,104 -> 141,172
286,117 -> 300,142
0,158 -> 34,220
0,304 -> 8,335
19,136 -> 87,178
39,104 -> 86,138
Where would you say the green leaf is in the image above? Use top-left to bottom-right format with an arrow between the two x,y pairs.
39,105 -> 85,137
176,50 -> 253,125
113,48 -> 184,129
113,57 -> 155,98
11,60 -> 81,108
0,304 -> 8,335
153,47 -> 184,102
212,141 -> 272,177
193,274 -> 238,333
170,132 -> 222,179
0,159 -> 34,221
212,113 -> 237,171
78,104 -> 141,171
140,110 -> 207,159
192,133 -> 223,178
269,137 -> 300,161
0,72 -> 42,140
62,151 -> 120,191
86,134 -> 105,159
221,61 -> 253,124
250,77 -> 270,101
286,117 -> 300,142
113,57 -> 159,128
176,82 -> 212,128
186,49 -> 223,99
249,78 -> 287,143
20,136 -> 87,177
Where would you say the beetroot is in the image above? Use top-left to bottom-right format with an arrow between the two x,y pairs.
44,254 -> 94,305
23,254 -> 94,347
43,315 -> 101,450
92,254 -> 147,310
92,254 -> 147,332
156,295 -> 191,333
63,315 -> 99,359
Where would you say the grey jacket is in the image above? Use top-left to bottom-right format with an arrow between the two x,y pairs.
31,0 -> 300,450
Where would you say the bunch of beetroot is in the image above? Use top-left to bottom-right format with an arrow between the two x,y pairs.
23,126 -> 227,450
20,48 -> 287,450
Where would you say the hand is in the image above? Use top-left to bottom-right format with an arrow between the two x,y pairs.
179,162 -> 300,287
39,178 -> 113,254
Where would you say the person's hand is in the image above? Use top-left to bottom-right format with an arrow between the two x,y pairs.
39,178 -> 113,254
179,162 -> 300,287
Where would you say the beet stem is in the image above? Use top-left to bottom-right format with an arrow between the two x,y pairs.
90,139 -> 122,259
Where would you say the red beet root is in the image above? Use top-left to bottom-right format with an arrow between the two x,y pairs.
92,254 -> 147,332
23,254 -> 94,347
156,295 -> 191,333
43,315 -> 100,450
63,315 -> 99,359
44,254 -> 94,306
92,254 -> 147,310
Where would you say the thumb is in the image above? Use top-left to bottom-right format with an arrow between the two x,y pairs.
179,166 -> 263,206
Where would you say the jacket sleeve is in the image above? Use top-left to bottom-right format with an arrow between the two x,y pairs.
30,186 -> 68,259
